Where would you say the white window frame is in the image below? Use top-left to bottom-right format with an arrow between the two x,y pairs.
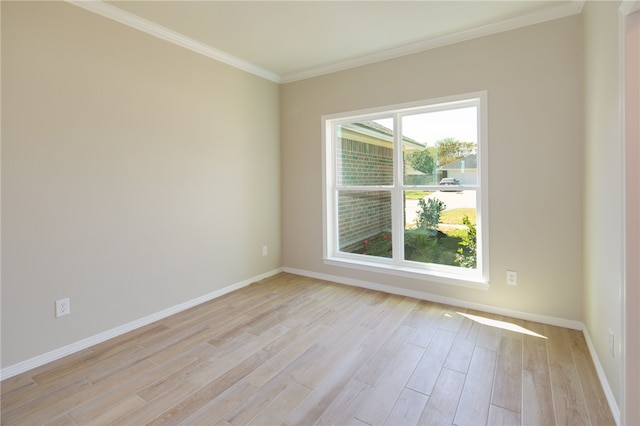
322,91 -> 489,289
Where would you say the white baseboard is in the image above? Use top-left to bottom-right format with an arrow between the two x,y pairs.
0,268 -> 282,381
284,266 -> 623,424
2,265 -> 621,426
283,267 -> 583,330
582,327 -> 621,426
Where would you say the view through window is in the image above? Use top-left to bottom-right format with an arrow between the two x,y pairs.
324,93 -> 487,284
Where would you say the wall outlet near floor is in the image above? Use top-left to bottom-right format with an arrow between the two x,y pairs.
55,298 -> 70,318
262,245 -> 268,256
608,329 -> 615,357
506,270 -> 518,285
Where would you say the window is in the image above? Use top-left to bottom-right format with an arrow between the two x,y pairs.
323,92 -> 488,287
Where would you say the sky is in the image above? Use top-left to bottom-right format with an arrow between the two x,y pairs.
375,106 -> 477,147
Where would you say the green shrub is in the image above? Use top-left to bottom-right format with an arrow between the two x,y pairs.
351,231 -> 392,258
415,198 -> 446,236
456,215 -> 477,268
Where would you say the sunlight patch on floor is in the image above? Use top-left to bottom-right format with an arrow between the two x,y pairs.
457,312 -> 548,339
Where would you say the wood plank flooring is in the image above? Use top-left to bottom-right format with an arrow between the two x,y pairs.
1,273 -> 615,425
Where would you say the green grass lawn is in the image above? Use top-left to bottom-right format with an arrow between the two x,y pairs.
440,208 -> 476,225
404,230 -> 462,265
404,190 -> 432,200
342,198 -> 477,268
345,227 -> 473,268
440,227 -> 468,238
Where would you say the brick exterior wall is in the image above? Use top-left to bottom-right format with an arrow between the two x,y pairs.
338,138 -> 394,186
338,138 -> 393,248
338,191 -> 392,249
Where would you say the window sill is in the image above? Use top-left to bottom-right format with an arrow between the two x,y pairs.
323,257 -> 489,291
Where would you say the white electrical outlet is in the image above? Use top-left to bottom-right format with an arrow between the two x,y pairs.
506,270 -> 518,285
262,245 -> 268,256
55,298 -> 70,318
609,329 -> 615,357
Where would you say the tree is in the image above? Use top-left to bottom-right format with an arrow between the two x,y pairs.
405,148 -> 436,175
436,138 -> 476,166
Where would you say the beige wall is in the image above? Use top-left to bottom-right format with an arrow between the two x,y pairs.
1,2 -> 281,368
582,0 -> 624,408
281,16 -> 584,321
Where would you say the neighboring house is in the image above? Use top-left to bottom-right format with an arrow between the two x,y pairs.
439,154 -> 477,185
404,163 -> 434,185
338,121 -> 424,248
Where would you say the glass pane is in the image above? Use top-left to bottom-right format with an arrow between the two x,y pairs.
402,107 -> 478,186
404,189 -> 477,269
336,120 -> 394,186
338,190 -> 392,258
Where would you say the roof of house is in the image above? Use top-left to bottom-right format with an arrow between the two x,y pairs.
350,121 -> 425,150
440,154 -> 477,170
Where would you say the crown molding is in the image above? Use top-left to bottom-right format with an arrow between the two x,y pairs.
67,0 -> 584,85
280,0 -> 586,83
620,0 -> 640,15
66,1 -> 282,83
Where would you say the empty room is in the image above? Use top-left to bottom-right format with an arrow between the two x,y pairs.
1,1 -> 639,425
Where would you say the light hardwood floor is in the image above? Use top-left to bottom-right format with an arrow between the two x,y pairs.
1,273 -> 615,425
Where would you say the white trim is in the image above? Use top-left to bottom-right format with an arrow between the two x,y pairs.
0,268 -> 282,381
323,258 -> 489,291
282,267 -> 583,330
323,92 -> 488,285
583,327 -> 621,425
65,1 -> 281,83
2,263 -> 618,425
283,266 -> 621,420
619,6 -> 628,425
619,4 -> 640,426
620,0 -> 640,15
65,0 -> 583,85
619,7 -> 627,426
281,0 -> 585,83
477,94 -> 490,283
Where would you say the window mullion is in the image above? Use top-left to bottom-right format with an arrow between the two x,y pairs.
392,113 -> 405,264
329,123 -> 339,258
